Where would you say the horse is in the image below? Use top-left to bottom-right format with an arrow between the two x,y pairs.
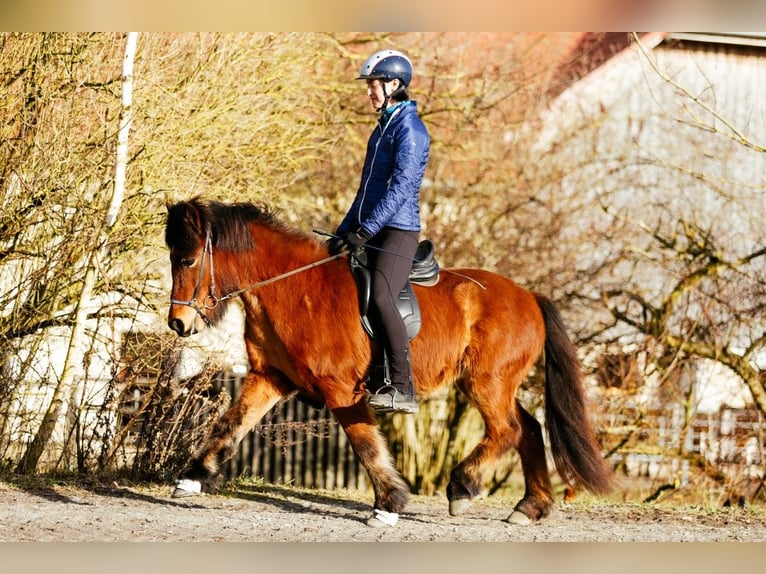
164,197 -> 612,527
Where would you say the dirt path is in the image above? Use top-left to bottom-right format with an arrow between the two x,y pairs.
1,478 -> 764,542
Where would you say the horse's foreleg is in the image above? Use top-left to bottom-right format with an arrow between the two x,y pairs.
507,401 -> 555,524
329,399 -> 410,527
172,371 -> 288,497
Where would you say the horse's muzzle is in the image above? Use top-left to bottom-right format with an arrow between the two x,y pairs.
168,317 -> 191,337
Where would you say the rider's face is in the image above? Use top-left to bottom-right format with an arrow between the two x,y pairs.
366,78 -> 399,110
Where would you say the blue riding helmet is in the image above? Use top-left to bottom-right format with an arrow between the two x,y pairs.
356,49 -> 413,88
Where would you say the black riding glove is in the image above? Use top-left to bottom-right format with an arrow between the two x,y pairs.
326,236 -> 346,255
345,227 -> 372,250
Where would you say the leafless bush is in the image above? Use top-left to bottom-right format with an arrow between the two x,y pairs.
95,334 -> 229,481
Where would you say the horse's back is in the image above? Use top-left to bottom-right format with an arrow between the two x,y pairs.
411,267 -> 545,391
417,267 -> 542,327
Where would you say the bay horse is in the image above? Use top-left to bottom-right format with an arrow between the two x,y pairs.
164,197 -> 612,527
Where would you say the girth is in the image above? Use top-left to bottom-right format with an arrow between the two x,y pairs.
349,240 -> 440,340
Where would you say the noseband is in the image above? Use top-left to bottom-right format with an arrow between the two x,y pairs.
169,226 -> 218,327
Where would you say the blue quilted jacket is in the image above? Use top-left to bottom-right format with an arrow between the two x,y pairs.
337,101 -> 430,237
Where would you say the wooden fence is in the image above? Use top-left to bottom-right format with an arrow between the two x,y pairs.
218,375 -> 368,490
215,374 -> 765,491
598,404 -> 765,483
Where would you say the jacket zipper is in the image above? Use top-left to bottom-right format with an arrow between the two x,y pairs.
356,105 -> 404,227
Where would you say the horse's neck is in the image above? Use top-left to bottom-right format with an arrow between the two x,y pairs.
232,229 -> 329,298
236,231 -> 333,361
248,227 -> 317,273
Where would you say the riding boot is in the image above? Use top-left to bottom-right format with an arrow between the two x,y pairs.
389,346 -> 415,396
366,348 -> 392,394
368,346 -> 417,414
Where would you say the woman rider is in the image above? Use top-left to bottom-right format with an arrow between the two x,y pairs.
329,49 -> 431,414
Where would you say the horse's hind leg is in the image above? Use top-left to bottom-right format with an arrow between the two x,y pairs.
328,398 -> 410,527
507,401 -> 555,524
446,382 -> 556,522
446,373 -> 522,516
173,370 -> 289,497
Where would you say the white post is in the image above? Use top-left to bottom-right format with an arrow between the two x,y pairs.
106,31 -> 138,228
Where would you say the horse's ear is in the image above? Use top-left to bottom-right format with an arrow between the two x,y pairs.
183,200 -> 204,237
166,199 -> 203,236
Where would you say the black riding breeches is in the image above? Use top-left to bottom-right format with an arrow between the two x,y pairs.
368,227 -> 419,393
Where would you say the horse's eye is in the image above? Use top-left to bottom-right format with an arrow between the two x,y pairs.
181,258 -> 195,268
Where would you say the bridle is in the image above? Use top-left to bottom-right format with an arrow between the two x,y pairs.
169,226 -> 344,327
169,224 -> 219,327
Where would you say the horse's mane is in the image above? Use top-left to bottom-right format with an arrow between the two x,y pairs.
166,197 -> 305,253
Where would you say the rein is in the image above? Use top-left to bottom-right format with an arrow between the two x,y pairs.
315,229 -> 487,290
170,227 -> 345,325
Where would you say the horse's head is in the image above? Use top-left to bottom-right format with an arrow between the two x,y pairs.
165,198 -> 265,336
165,199 -> 222,336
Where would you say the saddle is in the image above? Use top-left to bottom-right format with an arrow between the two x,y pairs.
349,239 -> 440,341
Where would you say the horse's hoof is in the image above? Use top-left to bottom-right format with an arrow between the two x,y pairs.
366,509 -> 399,527
505,510 -> 532,526
449,498 -> 471,516
171,479 -> 201,498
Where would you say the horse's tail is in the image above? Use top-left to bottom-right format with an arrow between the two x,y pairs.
534,293 -> 613,495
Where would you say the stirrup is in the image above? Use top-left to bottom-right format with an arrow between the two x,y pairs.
368,387 -> 418,414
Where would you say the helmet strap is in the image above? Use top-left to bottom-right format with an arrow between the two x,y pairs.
377,79 -> 402,113
376,81 -> 391,113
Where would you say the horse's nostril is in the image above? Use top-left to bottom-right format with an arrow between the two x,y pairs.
168,318 -> 185,336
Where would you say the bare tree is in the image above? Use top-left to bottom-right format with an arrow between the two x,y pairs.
0,34 -> 127,469
17,33 -> 138,474
529,33 -> 766,494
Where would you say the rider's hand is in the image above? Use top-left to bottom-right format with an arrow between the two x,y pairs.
346,227 -> 372,250
326,236 -> 346,255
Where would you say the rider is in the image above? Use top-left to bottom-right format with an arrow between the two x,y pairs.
330,49 -> 431,414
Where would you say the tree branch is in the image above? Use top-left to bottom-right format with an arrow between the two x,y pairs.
632,32 -> 766,153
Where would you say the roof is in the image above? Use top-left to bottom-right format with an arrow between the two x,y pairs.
668,32 -> 766,49
547,32 -> 766,101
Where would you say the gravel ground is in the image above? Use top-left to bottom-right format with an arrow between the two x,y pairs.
4,477 -> 764,574
1,477 -> 765,543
